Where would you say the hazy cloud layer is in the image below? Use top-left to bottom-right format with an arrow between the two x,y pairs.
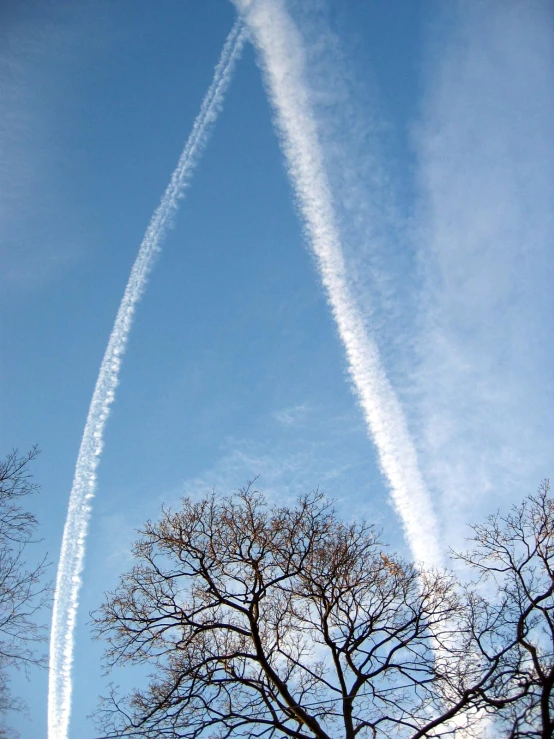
413,0 -> 554,548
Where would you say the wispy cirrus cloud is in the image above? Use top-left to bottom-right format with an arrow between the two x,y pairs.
413,0 -> 554,547
94,402 -> 395,586
176,405 -> 395,529
273,403 -> 310,426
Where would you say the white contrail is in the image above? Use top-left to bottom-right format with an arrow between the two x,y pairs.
232,0 -> 441,566
48,22 -> 246,739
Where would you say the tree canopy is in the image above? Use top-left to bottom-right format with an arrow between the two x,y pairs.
92,480 -> 554,738
92,486 -> 492,738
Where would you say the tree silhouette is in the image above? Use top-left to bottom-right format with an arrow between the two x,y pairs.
93,485 -> 495,738
0,447 -> 50,728
455,480 -> 554,738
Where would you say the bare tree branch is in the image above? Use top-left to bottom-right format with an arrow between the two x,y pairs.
454,480 -> 554,738
0,447 -> 51,732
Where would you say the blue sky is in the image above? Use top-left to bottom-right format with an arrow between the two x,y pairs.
1,0 -> 553,736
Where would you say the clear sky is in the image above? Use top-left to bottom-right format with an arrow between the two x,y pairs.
1,0 -> 553,736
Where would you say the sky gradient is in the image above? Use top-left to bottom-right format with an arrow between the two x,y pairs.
1,1 -> 553,737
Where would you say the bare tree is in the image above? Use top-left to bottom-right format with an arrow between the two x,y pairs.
92,485 -> 493,739
455,480 -> 554,739
0,447 -> 50,721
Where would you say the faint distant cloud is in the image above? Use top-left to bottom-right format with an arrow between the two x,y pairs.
95,403 -> 386,577
170,404 -> 401,545
272,402 -> 310,426
97,511 -> 138,570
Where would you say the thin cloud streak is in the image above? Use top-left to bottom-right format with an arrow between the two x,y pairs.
47,22 -> 246,739
232,0 -> 441,566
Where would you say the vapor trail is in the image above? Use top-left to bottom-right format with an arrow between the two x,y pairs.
48,22 -> 246,739
232,0 -> 441,566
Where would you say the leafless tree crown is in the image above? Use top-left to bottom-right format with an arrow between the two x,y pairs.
93,485 -> 496,739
